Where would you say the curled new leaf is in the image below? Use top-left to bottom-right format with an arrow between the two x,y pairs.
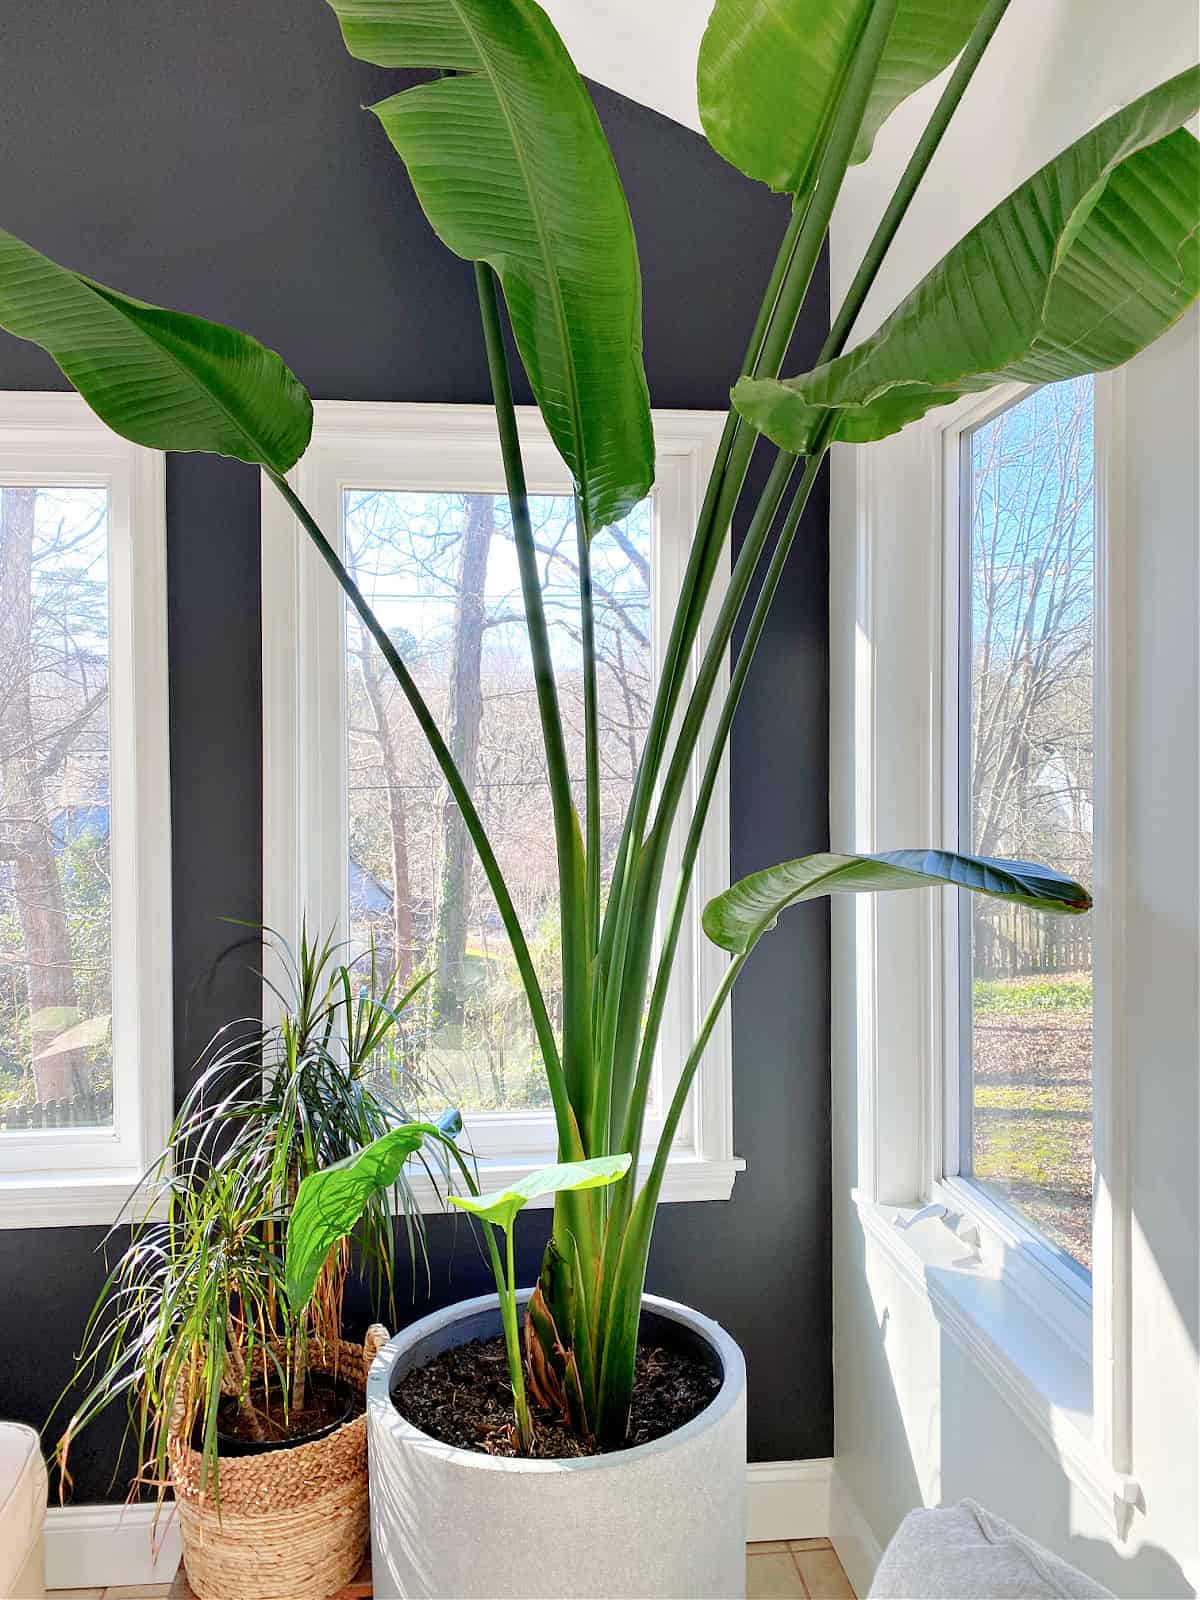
448,1154 -> 632,1234
285,1110 -> 462,1313
733,69 -> 1200,449
0,229 -> 312,472
327,0 -> 654,534
703,849 -> 1091,958
698,0 -> 997,193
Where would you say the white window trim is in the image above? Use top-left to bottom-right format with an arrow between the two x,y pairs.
0,393 -> 173,1228
830,372 -> 1137,1533
261,401 -> 743,1208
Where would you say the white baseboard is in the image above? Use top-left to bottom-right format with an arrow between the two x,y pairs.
46,1461 -> 836,1589
44,1501 -> 182,1591
746,1457 -> 833,1542
829,1467 -> 884,1598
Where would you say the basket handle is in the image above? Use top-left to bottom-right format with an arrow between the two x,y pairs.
364,1323 -> 390,1371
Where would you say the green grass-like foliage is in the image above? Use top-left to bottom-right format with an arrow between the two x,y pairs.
55,928 -> 455,1505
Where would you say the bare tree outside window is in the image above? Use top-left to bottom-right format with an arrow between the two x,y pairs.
344,489 -> 652,1115
962,377 -> 1095,1269
0,484 -> 113,1130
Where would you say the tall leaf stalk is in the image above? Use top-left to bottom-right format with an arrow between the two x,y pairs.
265,0 -> 1029,1442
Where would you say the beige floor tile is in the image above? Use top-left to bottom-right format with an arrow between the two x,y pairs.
793,1545 -> 856,1599
748,1540 -> 792,1552
789,1537 -> 835,1550
46,1591 -> 104,1600
103,1587 -> 172,1597
747,1549 -> 810,1599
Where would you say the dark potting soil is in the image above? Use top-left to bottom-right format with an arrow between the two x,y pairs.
392,1335 -> 722,1458
214,1371 -> 362,1447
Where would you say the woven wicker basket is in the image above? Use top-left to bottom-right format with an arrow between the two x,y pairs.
168,1326 -> 387,1600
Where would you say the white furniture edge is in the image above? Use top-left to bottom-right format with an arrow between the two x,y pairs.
46,1458 -> 835,1587
261,400 -> 740,1206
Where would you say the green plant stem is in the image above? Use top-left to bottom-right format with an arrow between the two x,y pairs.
264,469 -> 582,1166
618,0 -> 1020,1152
595,0 -> 902,1172
488,1221 -> 532,1453
595,953 -> 746,1441
473,264 -> 592,1114
575,493 -> 601,958
621,444 -> 829,1171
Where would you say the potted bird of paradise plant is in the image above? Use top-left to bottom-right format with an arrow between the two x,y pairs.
3,0 -> 1196,1594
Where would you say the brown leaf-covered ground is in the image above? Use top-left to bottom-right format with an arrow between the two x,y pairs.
972,979 -> 1092,1271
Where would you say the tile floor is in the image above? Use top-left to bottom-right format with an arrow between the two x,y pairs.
49,1540 -> 856,1600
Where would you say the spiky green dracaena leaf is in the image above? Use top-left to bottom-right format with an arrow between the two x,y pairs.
0,229 -> 312,471
732,70 -> 1200,450
698,0 -> 999,193
703,849 -> 1091,957
326,0 -> 654,534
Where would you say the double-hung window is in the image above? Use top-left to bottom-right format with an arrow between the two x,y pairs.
832,362 -> 1137,1529
261,403 -> 739,1205
949,377 -> 1097,1284
0,393 -> 172,1226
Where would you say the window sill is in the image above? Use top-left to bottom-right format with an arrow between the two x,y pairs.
852,1190 -> 1140,1538
0,1168 -> 157,1230
408,1152 -> 746,1213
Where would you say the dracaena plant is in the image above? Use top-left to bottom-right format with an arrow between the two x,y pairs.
3,0 -> 1195,1451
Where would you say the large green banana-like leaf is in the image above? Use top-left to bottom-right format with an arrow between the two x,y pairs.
327,0 -> 653,534
698,0 -> 996,193
703,849 -> 1091,956
733,70 -> 1200,449
0,229 -> 312,472
285,1110 -> 462,1312
448,1154 -> 630,1233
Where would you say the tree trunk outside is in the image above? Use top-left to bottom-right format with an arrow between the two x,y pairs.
435,494 -> 494,1023
356,619 -> 415,984
0,487 -> 86,1102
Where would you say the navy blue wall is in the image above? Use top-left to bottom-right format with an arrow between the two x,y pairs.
0,0 -> 830,1500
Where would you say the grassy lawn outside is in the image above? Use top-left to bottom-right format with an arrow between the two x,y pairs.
971,972 -> 1093,1271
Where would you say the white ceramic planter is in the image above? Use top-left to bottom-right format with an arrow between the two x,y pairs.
367,1290 -> 747,1600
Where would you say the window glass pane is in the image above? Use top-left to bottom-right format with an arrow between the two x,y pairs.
344,490 -> 652,1115
0,485 -> 113,1133
962,378 -> 1094,1271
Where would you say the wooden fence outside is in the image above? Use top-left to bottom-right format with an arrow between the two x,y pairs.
974,903 -> 1093,979
0,1083 -> 113,1130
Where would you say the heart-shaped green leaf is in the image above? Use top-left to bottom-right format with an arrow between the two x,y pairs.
698,0 -> 997,194
0,229 -> 312,473
703,849 -> 1091,957
732,69 -> 1200,449
285,1110 -> 462,1312
448,1153 -> 632,1233
327,0 -> 654,535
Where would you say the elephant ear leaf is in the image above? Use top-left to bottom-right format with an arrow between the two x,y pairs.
0,228 -> 312,473
698,0 -> 998,194
703,849 -> 1091,958
448,1154 -> 631,1234
285,1112 -> 462,1314
327,0 -> 654,536
733,68 -> 1200,451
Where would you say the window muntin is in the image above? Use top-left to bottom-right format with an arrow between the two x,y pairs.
0,484 -> 114,1134
957,376 -> 1095,1273
343,488 -> 656,1118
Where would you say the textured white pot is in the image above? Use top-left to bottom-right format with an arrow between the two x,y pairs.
368,1290 -> 747,1600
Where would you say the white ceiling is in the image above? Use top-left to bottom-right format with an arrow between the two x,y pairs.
542,0 -> 710,132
